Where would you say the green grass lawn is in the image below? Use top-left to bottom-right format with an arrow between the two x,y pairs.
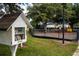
0,33 -> 78,56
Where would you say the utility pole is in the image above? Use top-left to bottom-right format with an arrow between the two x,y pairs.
62,3 -> 66,44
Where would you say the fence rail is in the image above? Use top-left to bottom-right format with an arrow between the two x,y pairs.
30,28 -> 79,41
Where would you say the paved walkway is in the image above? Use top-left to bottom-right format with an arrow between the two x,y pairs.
73,41 -> 79,56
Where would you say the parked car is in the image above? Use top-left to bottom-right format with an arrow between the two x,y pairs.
46,22 -> 57,29
56,24 -> 70,29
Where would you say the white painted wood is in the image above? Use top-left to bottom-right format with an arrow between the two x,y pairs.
10,45 -> 18,56
11,15 -> 27,45
21,13 -> 33,29
0,14 -> 28,46
12,16 -> 27,27
20,43 -> 23,47
0,29 -> 12,46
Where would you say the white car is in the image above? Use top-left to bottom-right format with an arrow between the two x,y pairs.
56,24 -> 70,29
46,24 -> 56,28
46,22 -> 56,29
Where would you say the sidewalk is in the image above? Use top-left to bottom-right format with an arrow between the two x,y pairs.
73,41 -> 79,56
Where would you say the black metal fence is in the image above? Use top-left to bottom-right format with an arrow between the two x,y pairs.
32,28 -> 63,33
30,28 -> 79,41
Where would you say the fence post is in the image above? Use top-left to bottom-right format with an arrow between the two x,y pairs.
77,29 -> 79,41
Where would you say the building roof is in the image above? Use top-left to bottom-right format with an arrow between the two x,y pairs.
0,13 -> 21,30
0,13 -> 33,31
0,14 -> 3,16
21,13 -> 33,29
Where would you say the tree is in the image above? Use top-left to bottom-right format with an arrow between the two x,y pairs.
27,3 -> 75,28
0,3 -> 5,14
0,3 -> 24,14
27,4 -> 60,28
3,3 -> 24,14
67,3 -> 79,28
73,4 -> 79,18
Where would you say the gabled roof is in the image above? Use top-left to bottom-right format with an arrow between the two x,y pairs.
21,13 -> 33,29
0,13 -> 33,31
0,13 -> 21,31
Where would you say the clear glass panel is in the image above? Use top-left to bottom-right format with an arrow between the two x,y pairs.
15,27 -> 25,41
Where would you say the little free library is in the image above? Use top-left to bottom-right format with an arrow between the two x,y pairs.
0,13 -> 33,56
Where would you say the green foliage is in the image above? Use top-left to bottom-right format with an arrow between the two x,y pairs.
0,3 -> 24,14
73,4 -> 79,17
27,3 -> 76,28
4,3 -> 24,13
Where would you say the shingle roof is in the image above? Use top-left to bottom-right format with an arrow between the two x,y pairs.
0,14 -> 3,16
0,13 -> 21,31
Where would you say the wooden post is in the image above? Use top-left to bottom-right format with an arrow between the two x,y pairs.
20,43 -> 23,47
10,45 -> 18,56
